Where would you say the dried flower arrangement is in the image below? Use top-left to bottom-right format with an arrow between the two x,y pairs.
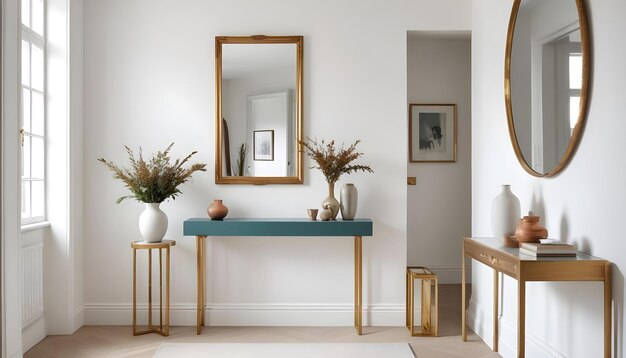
98,143 -> 206,204
301,137 -> 373,183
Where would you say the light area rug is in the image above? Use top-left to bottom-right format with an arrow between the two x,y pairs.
154,343 -> 415,358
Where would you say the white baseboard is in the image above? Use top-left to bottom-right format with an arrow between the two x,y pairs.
467,300 -> 567,358
84,303 -> 406,327
9,351 -> 23,358
22,315 -> 46,353
72,305 -> 85,333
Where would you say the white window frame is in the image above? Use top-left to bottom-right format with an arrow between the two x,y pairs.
20,0 -> 47,226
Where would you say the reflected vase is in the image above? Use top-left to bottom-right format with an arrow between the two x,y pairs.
322,182 -> 340,220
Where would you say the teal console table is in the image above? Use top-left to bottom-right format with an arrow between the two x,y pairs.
183,218 -> 373,335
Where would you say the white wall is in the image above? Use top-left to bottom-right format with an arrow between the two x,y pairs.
83,0 -> 470,326
42,0 -> 84,337
472,0 -> 626,357
69,0 -> 85,334
406,37 -> 471,284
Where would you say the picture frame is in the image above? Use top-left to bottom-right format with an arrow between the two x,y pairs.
253,130 -> 274,161
409,104 -> 457,162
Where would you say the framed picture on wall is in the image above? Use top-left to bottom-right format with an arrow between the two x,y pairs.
409,103 -> 457,162
253,130 -> 274,161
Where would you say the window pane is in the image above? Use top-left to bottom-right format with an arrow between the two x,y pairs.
32,181 -> 45,217
31,136 -> 44,179
21,181 -> 31,218
23,135 -> 31,178
32,0 -> 44,36
570,96 -> 580,129
22,89 -> 31,132
31,92 -> 44,136
21,0 -> 31,28
569,54 -> 582,90
21,40 -> 30,86
31,44 -> 44,91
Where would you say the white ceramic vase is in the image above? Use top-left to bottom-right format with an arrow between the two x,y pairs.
139,203 -> 168,243
340,183 -> 358,220
491,185 -> 521,238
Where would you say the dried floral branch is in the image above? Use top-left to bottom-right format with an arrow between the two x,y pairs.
233,143 -> 249,176
300,137 -> 373,184
98,143 -> 207,204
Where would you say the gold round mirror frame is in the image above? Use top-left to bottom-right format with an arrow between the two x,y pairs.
504,0 -> 591,177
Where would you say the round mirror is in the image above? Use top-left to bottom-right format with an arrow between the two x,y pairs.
505,0 -> 590,177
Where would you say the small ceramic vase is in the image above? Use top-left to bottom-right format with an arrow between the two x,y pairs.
307,209 -> 318,220
320,208 -> 332,221
515,212 -> 548,243
207,199 -> 229,220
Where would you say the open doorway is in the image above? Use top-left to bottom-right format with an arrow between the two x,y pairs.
406,31 -> 472,284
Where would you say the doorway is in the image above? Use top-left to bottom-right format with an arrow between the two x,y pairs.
406,31 -> 472,284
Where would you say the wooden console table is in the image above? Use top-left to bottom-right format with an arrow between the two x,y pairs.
461,237 -> 611,358
183,218 -> 373,335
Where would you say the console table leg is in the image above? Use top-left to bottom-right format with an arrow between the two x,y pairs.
461,250 -> 467,341
354,235 -> 362,335
196,235 -> 206,335
518,279 -> 526,357
604,262 -> 612,358
202,236 -> 207,327
493,269 -> 499,352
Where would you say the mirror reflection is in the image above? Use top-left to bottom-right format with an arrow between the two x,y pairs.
507,0 -> 589,176
216,36 -> 303,184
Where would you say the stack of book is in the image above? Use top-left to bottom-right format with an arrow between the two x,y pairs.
519,241 -> 576,257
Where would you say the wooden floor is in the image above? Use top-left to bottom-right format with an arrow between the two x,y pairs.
25,285 -> 500,358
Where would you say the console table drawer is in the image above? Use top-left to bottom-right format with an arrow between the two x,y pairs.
465,242 -> 518,277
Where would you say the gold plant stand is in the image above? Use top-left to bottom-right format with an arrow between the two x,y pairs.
406,266 -> 438,337
131,240 -> 175,336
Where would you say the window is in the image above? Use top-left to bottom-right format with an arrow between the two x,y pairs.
21,0 -> 46,225
568,51 -> 582,131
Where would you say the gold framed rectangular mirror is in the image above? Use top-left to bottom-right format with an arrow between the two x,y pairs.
215,35 -> 303,184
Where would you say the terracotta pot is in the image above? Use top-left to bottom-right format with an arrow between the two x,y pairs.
207,199 -> 229,220
514,214 -> 548,243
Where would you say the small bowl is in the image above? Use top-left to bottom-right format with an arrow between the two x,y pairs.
307,209 -> 318,220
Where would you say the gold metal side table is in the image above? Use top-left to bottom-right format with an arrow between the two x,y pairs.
406,266 -> 439,337
131,240 -> 175,336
